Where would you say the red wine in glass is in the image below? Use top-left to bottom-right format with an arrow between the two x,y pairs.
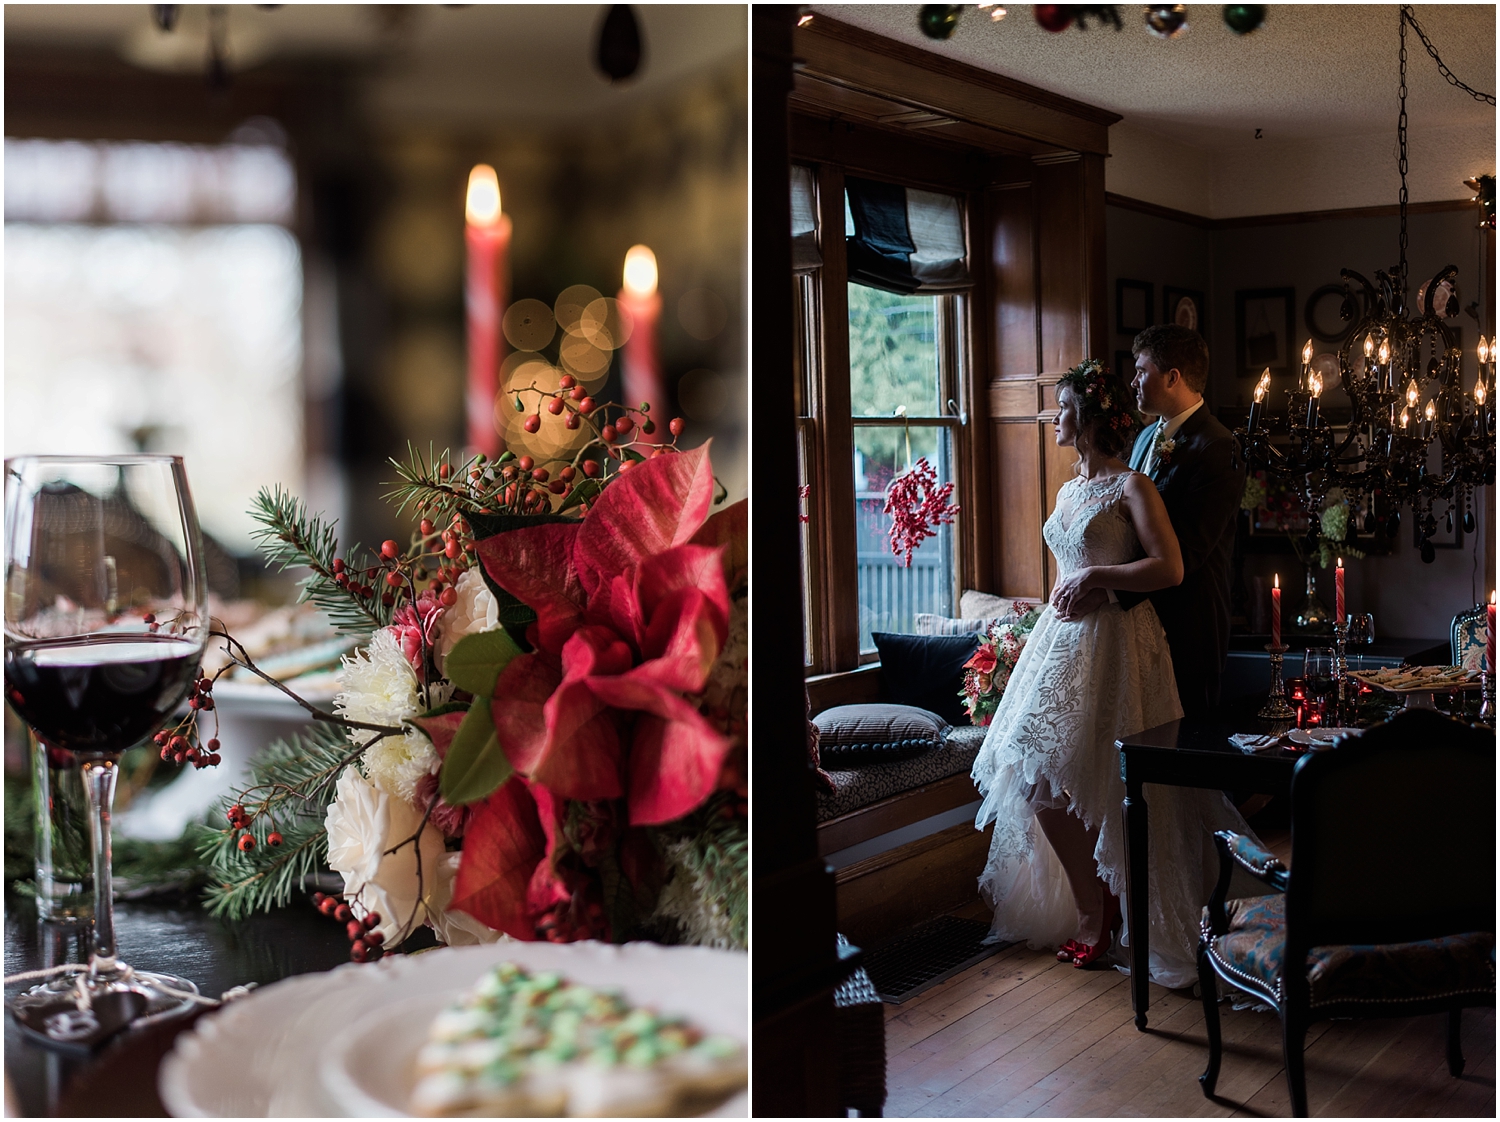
5,635 -> 201,756
5,454 -> 210,1047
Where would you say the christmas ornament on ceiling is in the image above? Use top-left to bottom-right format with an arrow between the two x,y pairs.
918,4 -> 962,39
596,4 -> 643,83
1144,4 -> 1189,38
1222,4 -> 1267,35
1032,4 -> 1073,32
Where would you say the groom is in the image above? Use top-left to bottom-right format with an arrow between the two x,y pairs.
1063,325 -> 1243,719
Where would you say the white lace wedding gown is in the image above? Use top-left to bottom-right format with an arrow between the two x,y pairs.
971,471 -> 1255,989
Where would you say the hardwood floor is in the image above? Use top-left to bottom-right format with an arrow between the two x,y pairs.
883,940 -> 1495,1117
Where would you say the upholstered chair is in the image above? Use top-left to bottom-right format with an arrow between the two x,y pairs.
1195,708 -> 1494,1117
1451,603 -> 1488,671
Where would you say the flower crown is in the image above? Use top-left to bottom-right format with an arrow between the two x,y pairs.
1057,359 -> 1145,440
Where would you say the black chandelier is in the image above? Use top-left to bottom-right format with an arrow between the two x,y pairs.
1239,6 -> 1496,563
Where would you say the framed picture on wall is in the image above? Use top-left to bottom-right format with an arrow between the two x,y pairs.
1116,278 -> 1153,335
1235,287 -> 1296,378
1162,286 -> 1205,335
1114,349 -> 1135,380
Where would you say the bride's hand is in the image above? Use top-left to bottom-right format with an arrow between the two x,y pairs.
1050,568 -> 1096,617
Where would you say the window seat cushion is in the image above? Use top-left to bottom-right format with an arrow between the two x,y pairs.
816,724 -> 987,823
812,703 -> 950,768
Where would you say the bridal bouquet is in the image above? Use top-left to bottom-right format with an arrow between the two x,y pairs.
187,392 -> 746,958
958,608 -> 1041,726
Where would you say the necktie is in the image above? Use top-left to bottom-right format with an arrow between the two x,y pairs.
1144,420 -> 1167,476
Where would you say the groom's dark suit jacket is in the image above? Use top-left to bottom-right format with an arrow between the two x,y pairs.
1120,404 -> 1244,719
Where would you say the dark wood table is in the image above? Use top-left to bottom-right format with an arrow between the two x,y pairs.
4,891 -> 357,1116
1115,701 -> 1302,1031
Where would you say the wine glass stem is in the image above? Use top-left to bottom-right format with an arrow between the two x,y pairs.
80,756 -> 119,973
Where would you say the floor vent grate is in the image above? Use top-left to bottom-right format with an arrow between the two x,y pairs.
860,915 -> 1011,1004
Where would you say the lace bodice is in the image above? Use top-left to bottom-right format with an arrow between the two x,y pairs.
1042,472 -> 1141,578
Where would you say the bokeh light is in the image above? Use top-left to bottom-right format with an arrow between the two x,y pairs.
555,284 -> 603,337
579,296 -> 632,350
503,297 -> 556,351
677,287 -> 727,341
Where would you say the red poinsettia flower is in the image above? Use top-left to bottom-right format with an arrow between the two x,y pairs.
475,443 -> 732,827
964,645 -> 998,675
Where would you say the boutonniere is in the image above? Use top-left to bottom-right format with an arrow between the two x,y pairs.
1153,429 -> 1176,468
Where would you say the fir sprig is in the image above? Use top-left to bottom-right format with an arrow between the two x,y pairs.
249,485 -> 385,635
649,794 -> 747,950
195,723 -> 360,921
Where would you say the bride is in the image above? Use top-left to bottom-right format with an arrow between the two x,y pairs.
971,359 -> 1256,986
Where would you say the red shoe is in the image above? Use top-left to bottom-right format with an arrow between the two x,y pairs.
1056,940 -> 1082,962
1072,892 -> 1122,970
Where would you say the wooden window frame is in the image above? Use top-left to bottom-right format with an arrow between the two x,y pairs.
795,145 -> 986,675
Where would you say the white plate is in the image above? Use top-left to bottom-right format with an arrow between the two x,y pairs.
1286,726 -> 1361,746
159,941 -> 748,1117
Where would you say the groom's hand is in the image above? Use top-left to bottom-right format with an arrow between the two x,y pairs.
1055,587 -> 1108,621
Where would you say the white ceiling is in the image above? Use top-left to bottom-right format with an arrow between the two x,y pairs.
809,4 -> 1495,216
3,4 -> 748,128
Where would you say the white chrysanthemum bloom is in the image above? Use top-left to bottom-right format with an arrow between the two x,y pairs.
325,767 -> 444,946
424,851 -> 508,947
433,568 -> 500,672
334,629 -> 451,801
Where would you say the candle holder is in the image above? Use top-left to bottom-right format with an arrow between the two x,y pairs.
1331,622 -> 1350,724
1481,672 -> 1495,725
1258,644 -> 1296,721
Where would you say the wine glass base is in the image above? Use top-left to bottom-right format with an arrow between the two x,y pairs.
8,969 -> 199,1053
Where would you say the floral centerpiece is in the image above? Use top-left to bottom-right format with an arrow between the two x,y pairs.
165,384 -> 746,959
957,608 -> 1041,726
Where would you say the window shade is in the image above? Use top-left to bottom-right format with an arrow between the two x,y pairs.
844,176 -> 969,295
790,164 -> 822,274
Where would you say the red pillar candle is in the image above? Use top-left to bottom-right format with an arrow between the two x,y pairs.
465,164 -> 511,458
1487,591 -> 1495,673
1335,558 -> 1345,625
1271,573 -> 1281,647
618,244 -> 664,442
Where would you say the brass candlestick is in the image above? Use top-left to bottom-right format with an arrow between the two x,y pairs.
1259,644 -> 1295,721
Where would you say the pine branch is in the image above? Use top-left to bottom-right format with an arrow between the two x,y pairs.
248,485 -> 385,635
196,723 -> 354,921
649,794 -> 747,950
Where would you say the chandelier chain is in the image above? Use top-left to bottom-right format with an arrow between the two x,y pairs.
1397,7 -> 1408,290
1401,5 -> 1497,106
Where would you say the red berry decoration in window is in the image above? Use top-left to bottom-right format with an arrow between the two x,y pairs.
883,458 -> 959,568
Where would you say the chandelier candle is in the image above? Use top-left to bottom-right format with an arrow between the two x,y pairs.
465,164 -> 511,459
1249,369 -> 1270,433
619,245 -> 664,443
1305,371 -> 1323,429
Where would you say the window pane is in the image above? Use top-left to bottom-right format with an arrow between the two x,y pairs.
854,425 -> 954,650
848,282 -> 942,418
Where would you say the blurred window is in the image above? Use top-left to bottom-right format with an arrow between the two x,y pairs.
4,137 -> 304,555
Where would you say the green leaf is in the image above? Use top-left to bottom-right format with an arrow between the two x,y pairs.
418,699 -> 470,719
439,694 -> 513,806
442,629 -> 521,695
557,477 -> 605,513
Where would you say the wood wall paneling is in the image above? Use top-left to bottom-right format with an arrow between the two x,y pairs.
1036,157 -> 1086,376
993,420 -> 1043,598
988,182 -> 1040,380
788,111 -> 982,190
1042,423 -> 1080,593
1081,153 -> 1110,362
962,190 -> 995,599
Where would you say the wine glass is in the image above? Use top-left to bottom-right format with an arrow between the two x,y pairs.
4,455 -> 209,1043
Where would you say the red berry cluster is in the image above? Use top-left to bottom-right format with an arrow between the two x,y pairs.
329,553 -> 411,609
225,803 -> 282,852
312,893 -> 386,962
154,671 -> 222,769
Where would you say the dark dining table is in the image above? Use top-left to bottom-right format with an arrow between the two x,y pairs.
1114,697 -> 1303,1030
3,890 -> 360,1117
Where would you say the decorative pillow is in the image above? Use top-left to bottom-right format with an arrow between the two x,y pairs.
954,591 -> 1026,618
812,703 -> 950,768
915,613 -> 1001,636
871,631 -> 979,725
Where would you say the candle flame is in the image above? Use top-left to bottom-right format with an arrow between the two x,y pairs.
1363,334 -> 1375,358
1254,369 -> 1270,402
1405,377 -> 1420,408
1378,339 -> 1390,365
622,244 -> 658,297
1400,407 -> 1410,428
465,164 -> 502,226
1337,557 -> 1343,569
1424,398 -> 1436,421
1491,590 -> 1496,605
1480,335 -> 1490,364
1274,573 -> 1279,589
1301,339 -> 1314,365
1477,378 -> 1488,405
1307,371 -> 1323,397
